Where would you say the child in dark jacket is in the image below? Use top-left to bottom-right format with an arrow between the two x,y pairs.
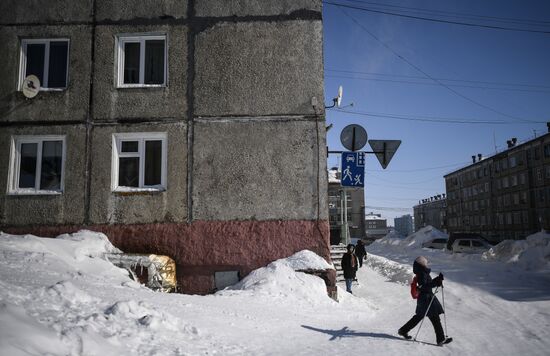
398,256 -> 451,346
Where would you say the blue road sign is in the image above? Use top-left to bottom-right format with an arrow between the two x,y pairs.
341,152 -> 365,187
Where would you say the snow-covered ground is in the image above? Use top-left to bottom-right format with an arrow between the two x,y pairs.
1,228 -> 550,355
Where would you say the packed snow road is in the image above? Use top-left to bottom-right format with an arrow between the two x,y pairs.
1,230 -> 549,355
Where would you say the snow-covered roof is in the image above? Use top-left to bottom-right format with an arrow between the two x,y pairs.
327,169 -> 340,183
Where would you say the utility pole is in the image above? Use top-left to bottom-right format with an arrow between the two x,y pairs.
341,189 -> 349,246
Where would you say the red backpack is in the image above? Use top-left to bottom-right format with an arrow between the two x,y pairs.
410,275 -> 419,299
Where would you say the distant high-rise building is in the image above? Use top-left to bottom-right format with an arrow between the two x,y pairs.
394,214 -> 414,237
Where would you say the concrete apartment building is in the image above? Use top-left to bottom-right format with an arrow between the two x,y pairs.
413,195 -> 447,232
327,168 -> 365,245
0,1 -> 331,294
365,212 -> 388,240
394,214 -> 413,237
445,130 -> 550,242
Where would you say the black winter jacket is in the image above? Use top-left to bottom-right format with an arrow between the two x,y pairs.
355,243 -> 367,258
413,260 -> 444,317
341,253 -> 358,279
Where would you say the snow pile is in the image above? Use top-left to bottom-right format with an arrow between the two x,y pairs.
220,250 -> 333,304
0,230 -> 121,262
371,225 -> 448,250
275,249 -> 334,270
483,230 -> 550,270
402,226 -> 448,249
57,229 -> 122,254
365,254 -> 412,285
385,230 -> 405,239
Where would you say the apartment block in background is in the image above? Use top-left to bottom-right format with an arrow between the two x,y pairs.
445,129 -> 550,242
413,195 -> 447,232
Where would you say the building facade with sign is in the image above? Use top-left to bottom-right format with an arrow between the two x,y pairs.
328,168 -> 365,245
0,0 -> 332,294
445,130 -> 550,242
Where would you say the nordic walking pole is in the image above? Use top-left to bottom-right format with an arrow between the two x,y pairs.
442,284 -> 448,337
413,286 -> 439,341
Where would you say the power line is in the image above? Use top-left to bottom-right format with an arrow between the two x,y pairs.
364,205 -> 412,212
366,195 -> 421,201
324,1 -> 550,34
326,68 -> 550,90
330,156 -> 470,172
334,8 -> 542,123
332,108 -> 545,124
365,181 -> 442,191
366,161 -> 469,173
367,173 -> 444,185
325,73 -> 550,94
340,0 -> 550,27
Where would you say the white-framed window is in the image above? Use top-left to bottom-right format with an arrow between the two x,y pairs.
116,34 -> 167,87
112,132 -> 167,191
7,135 -> 66,194
19,39 -> 70,90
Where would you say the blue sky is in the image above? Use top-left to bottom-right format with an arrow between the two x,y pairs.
322,0 -> 550,224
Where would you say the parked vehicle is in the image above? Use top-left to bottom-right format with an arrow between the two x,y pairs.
422,238 -> 448,249
446,232 -> 488,250
451,238 -> 492,254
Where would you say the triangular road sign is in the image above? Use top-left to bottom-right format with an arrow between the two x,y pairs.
368,140 -> 401,169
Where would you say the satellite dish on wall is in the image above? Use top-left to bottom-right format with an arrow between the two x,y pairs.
336,86 -> 343,107
22,75 -> 40,98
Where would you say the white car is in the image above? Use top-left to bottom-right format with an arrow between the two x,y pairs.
451,238 -> 491,254
422,238 -> 448,249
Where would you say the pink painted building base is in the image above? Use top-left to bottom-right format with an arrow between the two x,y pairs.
4,220 -> 334,295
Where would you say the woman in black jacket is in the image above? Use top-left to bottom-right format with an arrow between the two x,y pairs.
398,256 -> 450,345
354,240 -> 367,268
341,244 -> 358,294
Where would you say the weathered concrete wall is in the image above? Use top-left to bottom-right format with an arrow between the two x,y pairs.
92,24 -> 188,121
0,25 -> 92,123
195,0 -> 321,17
0,0 -> 92,24
192,119 -> 327,221
3,219 -> 331,294
194,20 -> 323,117
0,0 -> 331,295
95,0 -> 187,22
88,122 -> 188,224
0,125 -> 87,226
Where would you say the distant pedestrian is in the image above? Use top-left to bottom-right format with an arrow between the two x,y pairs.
354,240 -> 367,268
398,256 -> 451,346
341,244 -> 358,294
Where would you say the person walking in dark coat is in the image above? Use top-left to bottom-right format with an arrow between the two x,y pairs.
341,244 -> 358,294
354,240 -> 367,268
398,256 -> 450,345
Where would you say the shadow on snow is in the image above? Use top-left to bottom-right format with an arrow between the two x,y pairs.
301,325 -> 403,342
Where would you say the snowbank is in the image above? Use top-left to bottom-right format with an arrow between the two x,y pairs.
275,249 -> 334,271
219,250 -> 334,304
371,225 -> 448,250
483,231 -> 550,270
364,254 -> 412,285
385,230 -> 405,239
0,230 -> 121,261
